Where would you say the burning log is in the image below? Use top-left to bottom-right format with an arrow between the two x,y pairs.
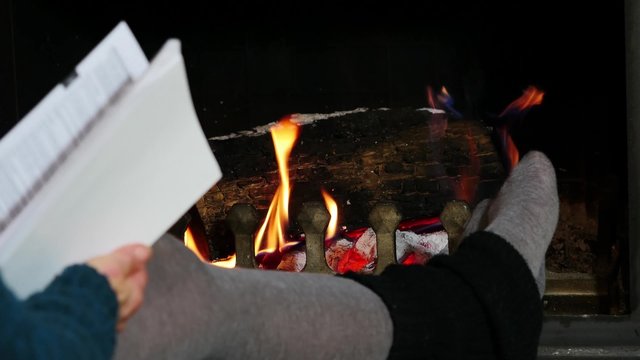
199,108 -> 506,234
195,107 -> 507,273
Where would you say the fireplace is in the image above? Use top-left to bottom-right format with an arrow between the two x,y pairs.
189,108 -> 499,273
3,0 -> 638,356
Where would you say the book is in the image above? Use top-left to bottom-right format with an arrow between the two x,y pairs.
0,22 -> 222,298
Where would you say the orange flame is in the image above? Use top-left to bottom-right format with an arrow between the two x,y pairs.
499,86 -> 544,117
254,117 -> 301,255
184,225 -> 208,262
427,86 -> 451,109
453,130 -> 480,203
440,86 -> 450,98
498,126 -> 520,171
184,225 -> 237,268
427,86 -> 437,108
321,189 -> 338,240
426,85 -> 462,118
212,255 -> 236,269
497,86 -> 541,170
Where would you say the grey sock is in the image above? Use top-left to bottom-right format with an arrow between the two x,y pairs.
461,199 -> 491,239
114,235 -> 393,360
536,260 -> 547,296
484,151 -> 559,296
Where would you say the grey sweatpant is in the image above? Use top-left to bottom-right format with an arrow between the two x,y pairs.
114,234 -> 393,360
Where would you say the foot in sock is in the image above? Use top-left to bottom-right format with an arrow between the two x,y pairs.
463,196 -> 547,295
483,151 -> 559,295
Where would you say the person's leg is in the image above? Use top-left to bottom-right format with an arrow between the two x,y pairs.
461,151 -> 558,295
114,235 -> 393,360
484,151 -> 559,295
345,152 -> 558,359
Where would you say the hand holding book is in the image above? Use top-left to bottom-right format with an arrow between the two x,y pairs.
0,22 -> 222,298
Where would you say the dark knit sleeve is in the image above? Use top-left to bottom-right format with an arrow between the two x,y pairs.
0,264 -> 118,360
344,231 -> 542,360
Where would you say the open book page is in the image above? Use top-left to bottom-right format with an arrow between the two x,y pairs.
0,22 -> 149,236
0,24 -> 221,298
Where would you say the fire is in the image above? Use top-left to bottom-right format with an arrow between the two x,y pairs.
427,85 -> 462,119
427,86 -> 437,109
499,86 -> 544,117
427,85 -> 452,110
321,189 -> 339,240
497,86 -> 543,171
498,127 -> 520,171
254,117 -> 301,256
439,86 -> 451,104
212,255 -> 236,269
184,225 -> 237,268
183,225 -> 208,262
451,129 -> 480,203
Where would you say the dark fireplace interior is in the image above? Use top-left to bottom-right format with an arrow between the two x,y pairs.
0,1 -> 629,316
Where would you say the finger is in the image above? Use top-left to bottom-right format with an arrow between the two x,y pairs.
87,244 -> 150,276
110,278 -> 132,311
129,267 -> 149,292
117,244 -> 152,263
113,244 -> 152,274
117,269 -> 148,330
118,280 -> 145,326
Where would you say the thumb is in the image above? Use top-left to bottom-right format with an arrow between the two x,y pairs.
112,244 -> 152,275
90,244 -> 151,278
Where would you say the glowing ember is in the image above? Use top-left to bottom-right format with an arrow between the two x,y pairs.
336,248 -> 370,274
397,216 -> 443,233
321,189 -> 339,240
499,86 -> 544,117
254,117 -> 301,256
342,227 -> 368,241
401,252 -> 421,265
334,227 -> 377,274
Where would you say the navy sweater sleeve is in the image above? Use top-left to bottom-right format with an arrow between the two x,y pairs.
0,265 -> 118,359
